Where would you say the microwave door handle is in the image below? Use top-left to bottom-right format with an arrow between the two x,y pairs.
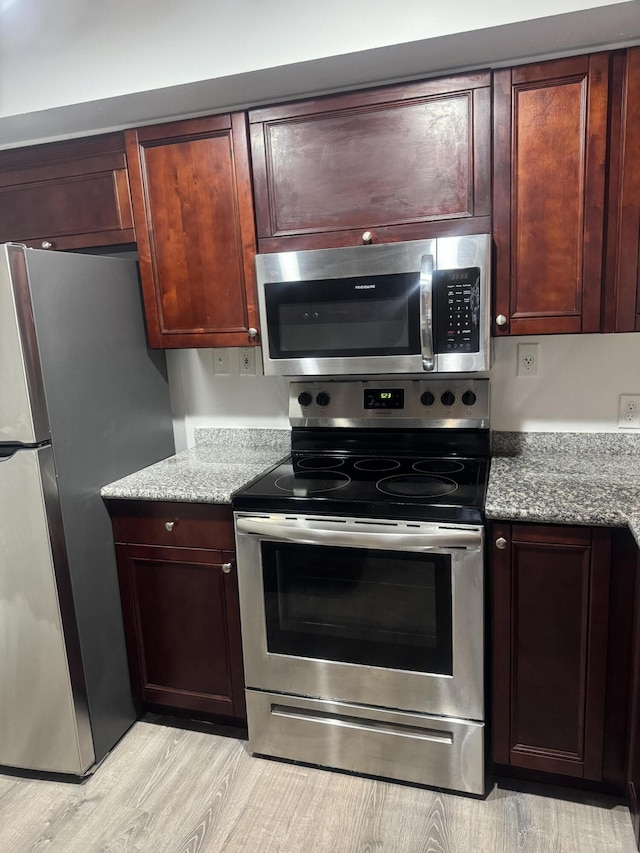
420,254 -> 435,372
235,517 -> 482,552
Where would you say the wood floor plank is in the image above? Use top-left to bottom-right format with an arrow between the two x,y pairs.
0,717 -> 636,853
0,777 -> 83,851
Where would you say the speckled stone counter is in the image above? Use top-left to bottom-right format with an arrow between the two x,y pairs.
100,428 -> 290,504
486,432 -> 640,545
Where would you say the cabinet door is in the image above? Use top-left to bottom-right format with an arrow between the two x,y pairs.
250,72 -> 491,252
627,548 -> 640,848
0,133 -> 134,250
604,47 -> 640,333
492,523 -> 611,780
126,114 -> 259,348
116,543 -> 245,719
493,54 -> 609,335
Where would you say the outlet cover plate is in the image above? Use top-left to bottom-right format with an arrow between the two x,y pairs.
212,348 -> 230,374
238,347 -> 256,376
517,343 -> 539,376
618,395 -> 640,429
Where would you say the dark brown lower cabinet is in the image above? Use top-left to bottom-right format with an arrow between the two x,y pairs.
110,501 -> 246,722
627,546 -> 640,848
492,523 -> 613,781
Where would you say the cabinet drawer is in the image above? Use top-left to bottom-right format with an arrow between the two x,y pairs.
511,524 -> 592,546
110,500 -> 234,550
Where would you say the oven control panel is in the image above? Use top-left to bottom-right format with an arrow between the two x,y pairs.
289,379 -> 489,429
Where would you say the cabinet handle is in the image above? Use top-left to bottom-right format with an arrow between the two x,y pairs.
248,328 -> 258,339
495,537 -> 507,550
164,521 -> 175,532
495,314 -> 508,327
41,240 -> 53,250
221,562 -> 232,574
362,231 -> 373,244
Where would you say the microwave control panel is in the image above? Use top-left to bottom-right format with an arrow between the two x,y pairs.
434,268 -> 480,354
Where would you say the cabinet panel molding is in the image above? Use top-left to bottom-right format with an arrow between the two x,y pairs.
493,53 -> 609,336
250,72 -> 491,252
112,502 -> 245,721
492,523 -> 611,780
126,114 -> 259,349
604,47 -> 640,333
0,132 -> 134,250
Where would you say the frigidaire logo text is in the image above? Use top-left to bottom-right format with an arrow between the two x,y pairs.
354,283 -> 376,290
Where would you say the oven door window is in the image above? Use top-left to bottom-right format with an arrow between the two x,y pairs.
264,273 -> 420,358
262,542 -> 452,675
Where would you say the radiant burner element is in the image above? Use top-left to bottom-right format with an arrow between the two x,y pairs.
297,456 -> 345,470
353,458 -> 401,472
275,472 -> 351,494
413,460 -> 465,474
377,475 -> 458,498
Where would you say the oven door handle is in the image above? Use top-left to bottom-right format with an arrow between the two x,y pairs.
235,517 -> 482,551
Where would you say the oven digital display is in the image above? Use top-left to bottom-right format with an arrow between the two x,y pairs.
364,389 -> 405,409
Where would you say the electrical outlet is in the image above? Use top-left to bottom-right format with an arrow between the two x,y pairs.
516,343 -> 539,376
238,347 -> 256,376
618,395 -> 640,429
211,348 -> 230,375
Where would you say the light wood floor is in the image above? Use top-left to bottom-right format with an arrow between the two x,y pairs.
0,714 -> 636,853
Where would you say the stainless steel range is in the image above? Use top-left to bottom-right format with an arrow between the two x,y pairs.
232,379 -> 489,795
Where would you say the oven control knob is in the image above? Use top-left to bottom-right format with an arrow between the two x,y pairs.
461,390 -> 477,406
420,391 -> 435,407
316,392 -> 331,408
297,392 -> 313,407
440,391 -> 455,407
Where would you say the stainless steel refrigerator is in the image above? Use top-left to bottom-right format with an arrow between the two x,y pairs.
0,243 -> 175,776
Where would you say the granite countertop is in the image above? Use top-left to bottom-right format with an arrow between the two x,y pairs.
103,427 -> 640,547
101,428 -> 291,504
486,432 -> 640,545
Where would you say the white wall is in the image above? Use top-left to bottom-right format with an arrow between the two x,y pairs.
167,350 -> 290,451
167,334 -> 640,450
1,0 -> 639,147
490,334 -> 640,432
0,0 -> 628,112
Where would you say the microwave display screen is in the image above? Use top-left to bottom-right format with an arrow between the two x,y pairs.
266,273 -> 420,358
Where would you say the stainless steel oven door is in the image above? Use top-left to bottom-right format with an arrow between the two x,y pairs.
234,511 -> 484,721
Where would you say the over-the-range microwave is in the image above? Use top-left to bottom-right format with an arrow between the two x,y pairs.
255,234 -> 491,376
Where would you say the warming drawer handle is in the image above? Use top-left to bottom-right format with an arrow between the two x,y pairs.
271,703 -> 454,744
235,517 -> 482,551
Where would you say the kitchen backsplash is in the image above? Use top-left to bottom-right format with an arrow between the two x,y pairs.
167,333 -> 640,452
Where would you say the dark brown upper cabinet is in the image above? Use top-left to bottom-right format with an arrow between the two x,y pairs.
604,47 -> 640,333
0,132 -> 135,251
493,53 -> 610,336
125,114 -> 260,349
249,72 -> 491,253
